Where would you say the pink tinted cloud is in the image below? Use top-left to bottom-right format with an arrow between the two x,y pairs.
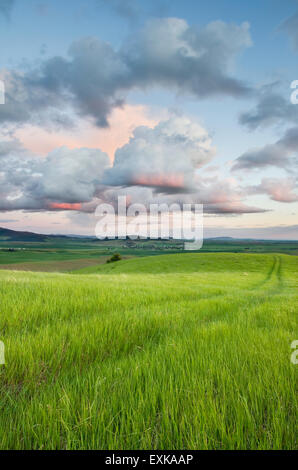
49,202 -> 82,211
260,178 -> 298,203
15,104 -> 157,162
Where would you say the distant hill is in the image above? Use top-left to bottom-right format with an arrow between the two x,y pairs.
0,227 -> 73,243
0,227 -> 296,244
0,227 -> 49,242
207,237 -> 235,241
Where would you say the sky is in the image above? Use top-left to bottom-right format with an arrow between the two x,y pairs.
0,0 -> 298,239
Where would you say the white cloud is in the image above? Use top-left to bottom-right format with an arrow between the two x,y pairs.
104,115 -> 215,191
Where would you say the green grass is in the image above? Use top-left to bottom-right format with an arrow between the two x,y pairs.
0,253 -> 297,450
0,238 -> 297,272
0,248 -> 108,265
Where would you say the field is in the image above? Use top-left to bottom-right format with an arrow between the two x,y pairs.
0,252 -> 297,450
0,236 -> 298,273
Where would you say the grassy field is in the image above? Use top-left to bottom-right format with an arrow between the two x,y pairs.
0,240 -> 179,271
0,256 -> 134,273
0,252 -> 297,450
0,238 -> 298,274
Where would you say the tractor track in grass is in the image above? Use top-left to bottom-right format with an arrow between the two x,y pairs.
249,255 -> 283,293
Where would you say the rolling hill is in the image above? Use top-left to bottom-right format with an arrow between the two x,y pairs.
0,227 -> 50,242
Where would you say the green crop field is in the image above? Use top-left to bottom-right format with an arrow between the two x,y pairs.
0,252 -> 297,450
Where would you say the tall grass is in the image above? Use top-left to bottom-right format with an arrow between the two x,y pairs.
0,253 -> 297,449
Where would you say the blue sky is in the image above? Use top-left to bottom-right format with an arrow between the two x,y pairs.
0,0 -> 297,239
1,0 -> 295,64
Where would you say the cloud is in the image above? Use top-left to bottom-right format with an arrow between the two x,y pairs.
203,202 -> 266,214
78,173 -> 267,216
122,18 -> 252,95
0,218 -> 18,223
0,0 -> 15,20
232,127 -> 298,171
281,11 -> 298,51
249,177 -> 298,203
239,83 -> 298,130
14,103 -> 157,159
0,145 -> 110,211
97,0 -> 170,21
0,115 -> 267,216
188,177 -> 266,214
0,69 -> 74,129
103,115 -> 215,191
0,138 -> 23,156
98,0 -> 141,20
0,18 -> 252,128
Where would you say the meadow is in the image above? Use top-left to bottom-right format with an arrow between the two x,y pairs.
0,236 -> 297,272
0,252 -> 297,450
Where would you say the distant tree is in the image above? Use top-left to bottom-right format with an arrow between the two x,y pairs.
106,253 -> 122,264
